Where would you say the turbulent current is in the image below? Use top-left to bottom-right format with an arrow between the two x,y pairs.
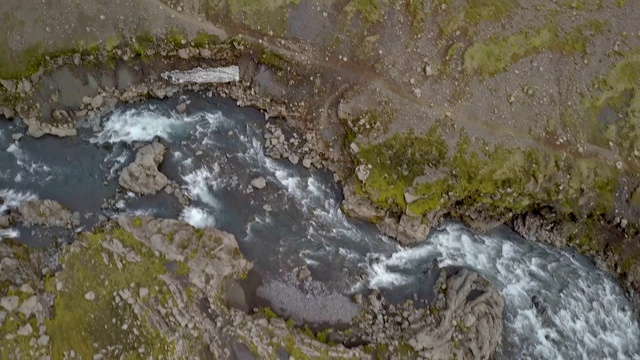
0,94 -> 639,359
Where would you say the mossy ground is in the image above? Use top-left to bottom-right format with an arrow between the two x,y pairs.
357,128 -> 618,222
45,227 -> 175,360
464,20 -> 605,76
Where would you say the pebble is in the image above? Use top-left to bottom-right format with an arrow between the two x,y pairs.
85,291 -> 96,301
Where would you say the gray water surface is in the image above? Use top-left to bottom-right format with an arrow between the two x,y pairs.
0,94 -> 639,359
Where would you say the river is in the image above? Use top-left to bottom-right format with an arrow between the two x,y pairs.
0,93 -> 638,359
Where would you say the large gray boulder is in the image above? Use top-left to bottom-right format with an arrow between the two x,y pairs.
119,142 -> 169,195
408,268 -> 505,360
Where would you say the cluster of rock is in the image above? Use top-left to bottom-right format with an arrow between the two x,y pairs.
14,200 -> 80,229
263,122 -> 324,170
343,181 -> 435,245
0,242 -> 54,359
119,141 -> 170,195
346,267 -> 504,360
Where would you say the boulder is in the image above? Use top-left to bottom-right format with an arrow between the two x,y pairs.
355,164 -> 370,183
0,296 -> 19,312
119,142 -> 169,195
396,213 -> 430,245
91,94 -> 104,109
17,323 -> 33,336
404,192 -> 420,204
18,296 -> 39,318
408,268 -> 505,360
297,266 -> 311,282
176,102 -> 187,113
251,177 -> 267,189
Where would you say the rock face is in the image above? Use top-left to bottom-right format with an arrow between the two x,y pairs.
119,142 -> 169,195
16,199 -> 79,228
347,267 -> 505,360
408,268 -> 504,360
342,182 -> 384,221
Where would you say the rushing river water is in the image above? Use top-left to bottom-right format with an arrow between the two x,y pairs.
1,93 -> 639,359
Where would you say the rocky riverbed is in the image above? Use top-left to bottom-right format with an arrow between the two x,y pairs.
1,1 -> 640,355
0,78 -> 639,359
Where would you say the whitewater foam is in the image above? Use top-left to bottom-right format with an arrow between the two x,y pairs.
0,228 -> 19,240
0,189 -> 38,213
180,206 -> 216,229
92,108 -> 185,143
363,223 -> 640,359
7,144 -> 52,175
182,165 -> 223,208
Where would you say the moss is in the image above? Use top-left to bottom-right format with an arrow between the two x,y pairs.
0,39 -> 45,80
284,334 -> 311,360
464,20 -> 604,76
206,0 -> 299,35
132,217 -> 143,227
464,0 -> 519,24
406,0 -> 427,35
345,0 -> 387,24
166,27 -> 188,49
358,125 -> 448,211
192,30 -> 220,48
174,261 -> 190,276
259,307 -> 278,319
46,227 -> 175,360
1,313 -> 34,359
259,48 -> 290,72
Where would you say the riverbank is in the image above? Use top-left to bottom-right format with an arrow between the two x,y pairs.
1,1 -> 640,358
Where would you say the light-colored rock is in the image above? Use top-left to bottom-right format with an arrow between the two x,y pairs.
355,164 -> 370,183
408,269 -> 504,360
17,323 -> 33,336
119,142 -> 169,195
139,287 -> 149,298
20,284 -> 34,294
37,335 -> 50,346
349,142 -> 360,154
288,153 -> 300,165
11,133 -> 22,141
404,192 -> 420,204
1,296 -> 19,312
251,177 -> 267,189
91,94 -> 104,109
302,158 -> 312,168
85,291 -> 95,301
19,296 -> 39,317
17,199 -> 77,228
82,96 -> 93,105
176,102 -> 187,113
297,266 -> 311,282
396,213 -> 430,245
177,48 -> 189,59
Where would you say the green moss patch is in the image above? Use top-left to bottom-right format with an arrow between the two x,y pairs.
345,0 -> 388,24
46,227 -> 175,360
464,20 -> 604,76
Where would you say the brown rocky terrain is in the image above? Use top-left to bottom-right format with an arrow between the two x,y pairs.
1,0 -> 640,358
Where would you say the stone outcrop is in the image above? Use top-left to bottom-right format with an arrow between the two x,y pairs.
119,141 -> 169,195
16,199 -> 79,228
346,267 -> 505,360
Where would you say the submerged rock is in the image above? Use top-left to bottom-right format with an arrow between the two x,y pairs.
119,141 -> 169,195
